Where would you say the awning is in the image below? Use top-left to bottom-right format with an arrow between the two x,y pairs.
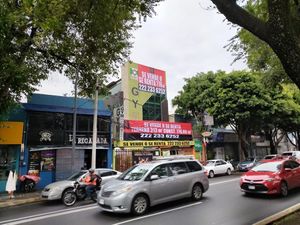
23,103 -> 111,116
29,146 -> 109,152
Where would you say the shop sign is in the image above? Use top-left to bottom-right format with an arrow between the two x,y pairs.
39,130 -> 53,142
137,64 -> 166,95
194,139 -> 202,152
115,140 -> 194,148
124,120 -> 193,140
68,134 -> 108,145
0,121 -> 23,144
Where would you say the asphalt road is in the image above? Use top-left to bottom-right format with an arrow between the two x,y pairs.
1,174 -> 300,225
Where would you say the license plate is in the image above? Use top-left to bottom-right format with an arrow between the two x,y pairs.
248,185 -> 255,190
99,199 -> 104,205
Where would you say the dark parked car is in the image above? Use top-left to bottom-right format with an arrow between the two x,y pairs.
237,158 -> 257,172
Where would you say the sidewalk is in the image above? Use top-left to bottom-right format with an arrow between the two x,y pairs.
0,190 -> 42,209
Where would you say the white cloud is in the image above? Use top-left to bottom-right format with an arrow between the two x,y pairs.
37,0 -> 247,112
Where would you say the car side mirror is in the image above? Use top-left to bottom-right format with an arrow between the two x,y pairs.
285,168 -> 292,172
150,175 -> 159,180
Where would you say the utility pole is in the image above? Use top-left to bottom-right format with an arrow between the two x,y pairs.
91,77 -> 99,169
72,67 -> 79,173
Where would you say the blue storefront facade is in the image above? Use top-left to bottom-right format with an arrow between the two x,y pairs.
0,93 -> 112,192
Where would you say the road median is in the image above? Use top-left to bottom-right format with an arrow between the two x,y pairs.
253,203 -> 300,225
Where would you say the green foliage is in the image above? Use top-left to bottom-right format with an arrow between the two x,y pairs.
203,71 -> 275,130
0,0 -> 162,115
228,0 -> 299,86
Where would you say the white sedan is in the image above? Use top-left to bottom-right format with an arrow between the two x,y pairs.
204,159 -> 234,178
41,168 -> 122,201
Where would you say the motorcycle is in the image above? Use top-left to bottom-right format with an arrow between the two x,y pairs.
19,174 -> 40,192
62,181 -> 100,206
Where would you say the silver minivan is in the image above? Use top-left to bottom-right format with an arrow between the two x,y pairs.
97,159 -> 209,215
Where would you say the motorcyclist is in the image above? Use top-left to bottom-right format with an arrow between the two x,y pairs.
82,168 -> 101,199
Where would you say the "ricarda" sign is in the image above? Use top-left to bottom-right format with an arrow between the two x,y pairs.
68,135 -> 108,145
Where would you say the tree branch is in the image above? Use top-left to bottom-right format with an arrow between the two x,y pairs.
211,0 -> 269,42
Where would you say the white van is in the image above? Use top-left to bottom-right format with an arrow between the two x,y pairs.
281,151 -> 300,160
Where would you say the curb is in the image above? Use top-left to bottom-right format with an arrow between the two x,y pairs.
253,203 -> 300,225
0,196 -> 43,209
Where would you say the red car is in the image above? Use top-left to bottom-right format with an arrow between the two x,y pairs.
240,159 -> 300,197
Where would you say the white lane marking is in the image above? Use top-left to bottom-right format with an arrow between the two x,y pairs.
112,202 -> 202,225
210,178 -> 240,186
0,205 -> 98,225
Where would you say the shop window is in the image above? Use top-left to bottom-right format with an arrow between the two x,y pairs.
65,114 -> 74,131
54,113 -> 65,130
0,146 -> 18,181
77,116 -> 90,131
98,117 -> 110,133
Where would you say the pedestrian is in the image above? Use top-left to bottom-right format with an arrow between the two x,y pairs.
6,170 -> 16,199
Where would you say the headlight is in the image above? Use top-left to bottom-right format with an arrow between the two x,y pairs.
111,186 -> 133,197
265,178 -> 275,182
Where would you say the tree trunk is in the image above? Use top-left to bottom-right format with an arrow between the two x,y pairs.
238,131 -> 248,161
265,130 -> 276,154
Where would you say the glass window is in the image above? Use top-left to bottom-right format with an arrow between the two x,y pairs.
67,171 -> 86,181
252,162 -> 282,172
118,164 -> 152,181
169,162 -> 188,175
77,116 -> 89,131
150,164 -> 171,178
65,114 -> 74,131
54,113 -> 65,130
187,161 -> 202,172
0,147 -> 18,181
142,93 -> 165,121
100,171 -> 117,177
289,161 -> 299,169
98,118 -> 110,133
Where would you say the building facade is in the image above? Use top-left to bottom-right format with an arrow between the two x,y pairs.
106,62 -> 194,171
0,93 -> 112,191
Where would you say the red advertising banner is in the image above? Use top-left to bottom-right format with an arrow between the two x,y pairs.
124,120 -> 193,140
138,64 -> 166,95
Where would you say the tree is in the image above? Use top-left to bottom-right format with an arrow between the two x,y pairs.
211,0 -> 300,88
172,71 -> 222,137
0,0 -> 161,116
173,70 -> 276,160
276,84 -> 300,149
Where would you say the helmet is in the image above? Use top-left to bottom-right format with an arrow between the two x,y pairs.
88,168 -> 95,173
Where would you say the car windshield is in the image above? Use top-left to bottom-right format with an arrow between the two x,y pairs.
118,164 -> 152,181
264,155 -> 275,159
206,161 -> 216,166
282,153 -> 292,157
241,160 -> 253,164
67,171 -> 86,181
251,162 -> 282,172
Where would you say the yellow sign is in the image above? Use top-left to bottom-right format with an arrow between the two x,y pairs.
116,140 -> 194,148
0,122 -> 24,144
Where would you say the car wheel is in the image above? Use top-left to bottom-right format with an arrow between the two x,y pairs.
62,191 -> 77,206
24,179 -> 35,192
131,194 -> 148,216
280,181 -> 288,197
209,170 -> 214,178
191,183 -> 203,201
226,168 -> 232,175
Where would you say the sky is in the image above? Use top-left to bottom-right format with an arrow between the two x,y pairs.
36,0 -> 247,113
